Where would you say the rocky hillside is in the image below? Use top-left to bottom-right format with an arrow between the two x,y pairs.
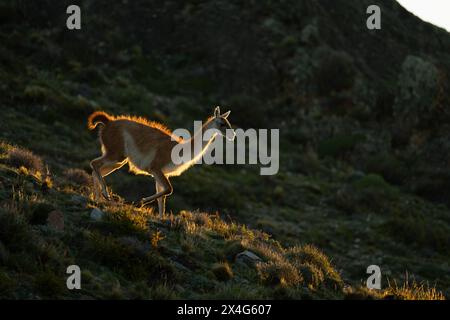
0,142 -> 444,299
0,142 -> 347,299
0,0 -> 449,299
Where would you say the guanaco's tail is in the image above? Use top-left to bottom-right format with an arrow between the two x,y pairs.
88,111 -> 112,130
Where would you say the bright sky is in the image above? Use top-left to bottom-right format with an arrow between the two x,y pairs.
396,0 -> 450,32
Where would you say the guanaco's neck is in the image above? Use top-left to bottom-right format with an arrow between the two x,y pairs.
186,119 -> 217,164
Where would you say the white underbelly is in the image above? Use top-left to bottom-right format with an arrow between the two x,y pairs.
123,131 -> 156,175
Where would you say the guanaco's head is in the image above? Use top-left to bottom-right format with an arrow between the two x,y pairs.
210,106 -> 235,141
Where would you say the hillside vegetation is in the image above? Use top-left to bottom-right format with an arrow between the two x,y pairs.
0,0 -> 449,299
0,142 -> 445,299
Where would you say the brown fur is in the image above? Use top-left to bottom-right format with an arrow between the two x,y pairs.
87,111 -> 111,130
88,111 -> 174,138
87,107 -> 233,216
88,112 -> 183,172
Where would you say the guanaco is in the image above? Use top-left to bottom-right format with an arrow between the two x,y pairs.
88,106 -> 235,216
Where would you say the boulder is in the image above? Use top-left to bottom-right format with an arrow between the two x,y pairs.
71,195 -> 88,206
236,250 -> 262,267
90,208 -> 104,221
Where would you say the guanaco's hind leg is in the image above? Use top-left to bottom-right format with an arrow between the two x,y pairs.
155,181 -> 167,216
91,155 -> 127,200
92,172 -> 102,200
141,170 -> 172,210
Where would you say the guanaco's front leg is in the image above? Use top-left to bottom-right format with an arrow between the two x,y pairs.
92,172 -> 102,201
141,171 -> 172,212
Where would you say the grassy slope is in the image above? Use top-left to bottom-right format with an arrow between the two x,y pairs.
0,103 -> 448,299
0,141 -> 444,300
0,141 -> 346,299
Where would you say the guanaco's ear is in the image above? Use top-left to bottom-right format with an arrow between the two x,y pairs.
221,110 -> 231,119
214,106 -> 221,118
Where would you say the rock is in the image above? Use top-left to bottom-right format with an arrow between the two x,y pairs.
71,195 -> 88,206
171,260 -> 191,273
90,208 -> 104,221
174,285 -> 186,293
46,210 -> 64,231
235,250 -> 262,267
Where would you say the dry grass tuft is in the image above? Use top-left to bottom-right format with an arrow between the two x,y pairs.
256,260 -> 303,287
385,278 -> 445,300
7,146 -> 44,174
212,262 -> 234,281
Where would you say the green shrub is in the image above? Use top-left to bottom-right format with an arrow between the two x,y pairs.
0,208 -> 33,251
353,173 -> 393,190
363,153 -> 407,185
318,134 -> 365,158
33,270 -> 66,298
314,48 -> 356,96
334,174 -> 399,214
352,173 -> 399,200
383,210 -> 450,252
23,85 -> 53,102
24,81 -> 94,122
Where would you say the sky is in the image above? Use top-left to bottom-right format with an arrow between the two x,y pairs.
396,0 -> 450,32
